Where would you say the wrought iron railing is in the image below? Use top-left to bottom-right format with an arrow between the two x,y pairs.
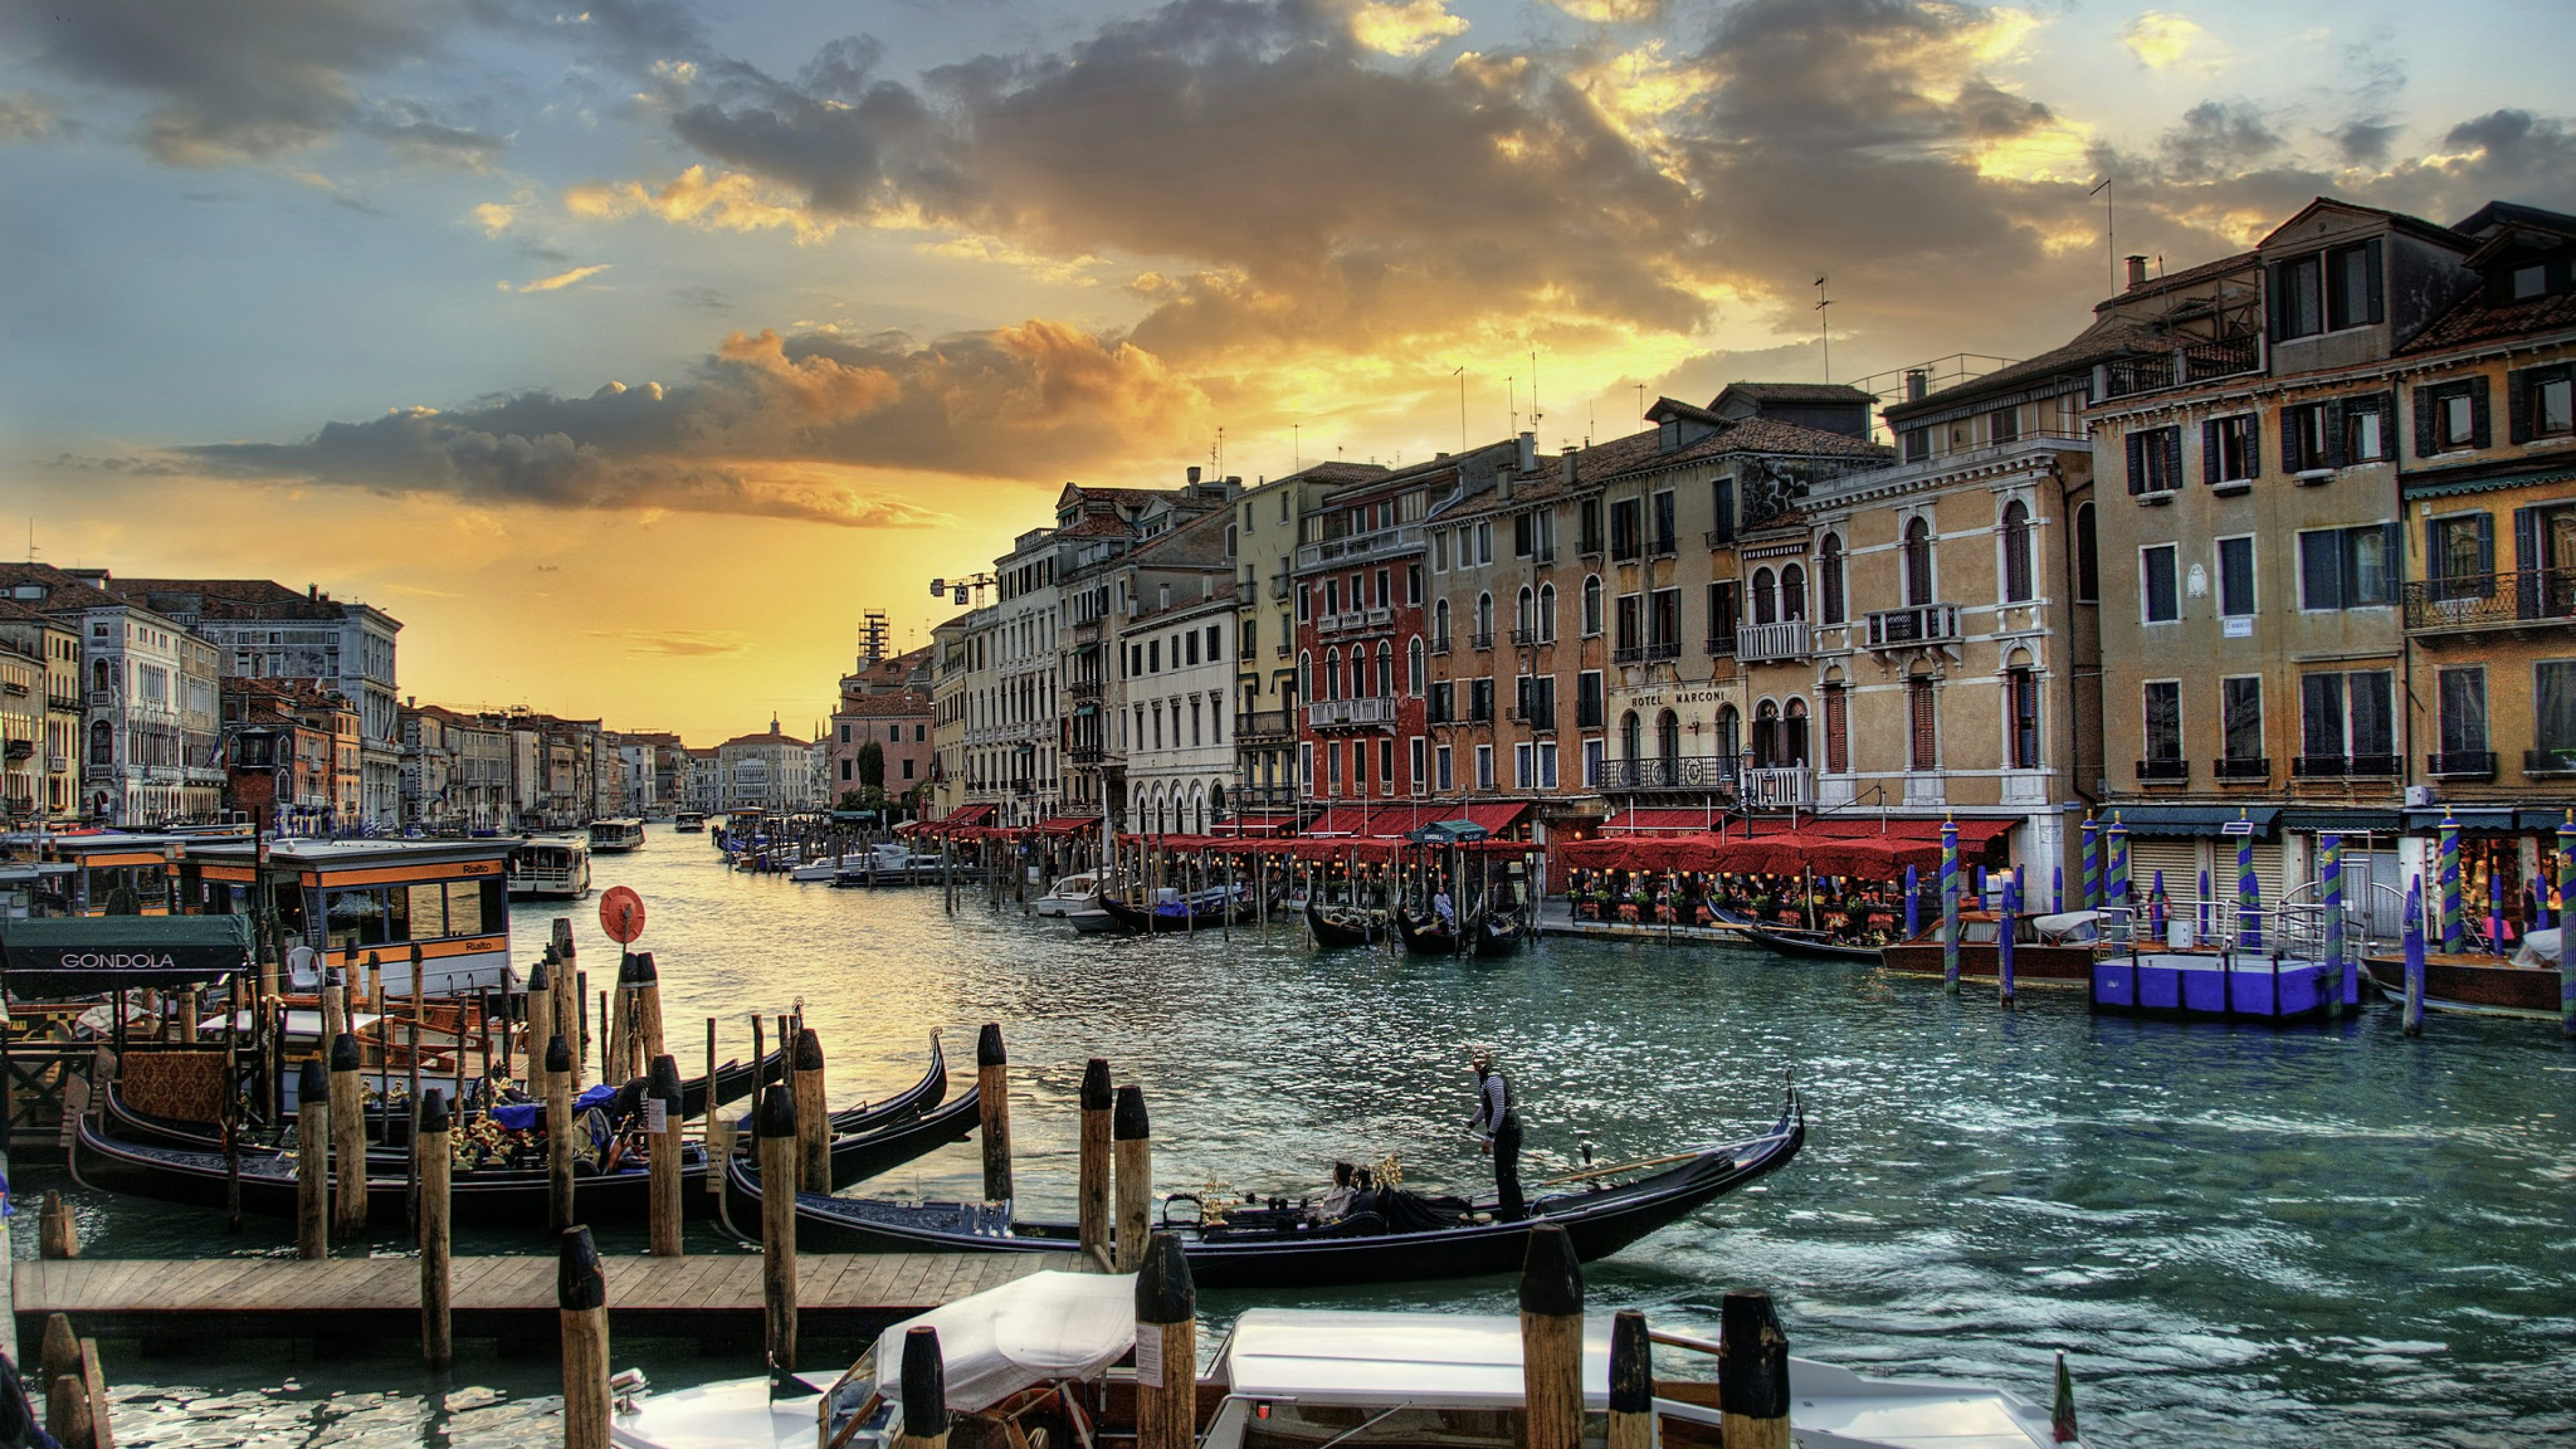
2424,751 -> 2496,777
1603,755 -> 1739,791
2212,756 -> 2271,781
2403,569 -> 2576,631
2291,754 -> 2400,778
2137,757 -> 2188,782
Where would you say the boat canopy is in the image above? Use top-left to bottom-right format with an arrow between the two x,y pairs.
0,913 -> 254,995
874,1271 -> 1137,1413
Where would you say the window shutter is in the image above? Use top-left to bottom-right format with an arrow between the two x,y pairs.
2469,376 -> 2493,449
2279,409 -> 2302,471
2364,238 -> 2385,323
2475,512 -> 2496,580
2322,398 -> 2347,469
2266,261 -> 2288,339
2507,368 -> 2533,444
2245,416 -> 2260,478
2163,429 -> 2183,490
2201,420 -> 2221,486
2515,507 -> 2543,619
2126,431 -> 2147,493
2414,386 -> 2438,458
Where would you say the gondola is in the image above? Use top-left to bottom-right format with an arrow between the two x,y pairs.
1471,913 -> 1532,957
72,1044 -> 977,1228
1741,924 -> 1884,964
726,1081 -> 1803,1290
1395,907 -> 1461,955
1096,889 -> 1260,934
1305,902 -> 1385,949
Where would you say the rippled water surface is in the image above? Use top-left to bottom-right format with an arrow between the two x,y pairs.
23,825 -> 2575,1447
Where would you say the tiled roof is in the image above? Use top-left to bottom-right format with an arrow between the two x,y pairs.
0,564 -> 124,614
833,691 -> 932,718
1055,513 -> 1136,539
1126,506 -> 1235,566
720,730 -> 811,749
1886,320 -> 2163,421
2397,286 -> 2576,355
1713,382 -> 1877,405
1279,462 -> 1393,486
2088,250 -> 2259,315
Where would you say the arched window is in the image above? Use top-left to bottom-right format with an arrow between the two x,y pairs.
1348,649 -> 1366,700
1434,599 -> 1451,647
1619,710 -> 1642,764
2000,500 -> 2033,602
1784,697 -> 1810,767
1752,699 -> 1780,767
1904,517 -> 1935,606
1516,586 -> 1534,635
1210,782 -> 1227,818
1781,564 -> 1807,622
1715,704 -> 1741,767
1582,576 -> 1603,635
1297,650 -> 1312,702
1822,677 -> 1849,773
1475,592 -> 1493,637
1538,584 -> 1556,641
88,719 -> 112,767
1407,637 -> 1425,694
2074,502 -> 2099,602
1818,533 -> 1845,624
1752,567 -> 1778,625
1656,709 -> 1681,767
1323,647 -> 1340,701
91,659 -> 108,693
1375,641 -> 1394,698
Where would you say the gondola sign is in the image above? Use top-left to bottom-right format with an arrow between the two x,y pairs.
600,886 -> 647,944
2220,820 -> 2257,837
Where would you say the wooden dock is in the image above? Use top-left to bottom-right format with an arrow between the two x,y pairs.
14,1250 -> 1081,1344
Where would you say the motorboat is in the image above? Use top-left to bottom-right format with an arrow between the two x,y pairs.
672,811 -> 706,833
2363,927 -> 2563,1019
507,834 -> 592,900
1033,871 -> 1101,918
612,1260 -> 2085,1449
588,818 -> 647,853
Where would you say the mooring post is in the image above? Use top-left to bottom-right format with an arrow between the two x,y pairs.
38,1191 -> 74,1260
44,1366 -> 91,1449
704,1017 -> 722,1200
294,1061 -> 328,1258
320,969 -> 347,1044
647,1055 -> 684,1257
1608,1309 -> 1652,1449
892,1326 -> 948,1449
525,957 -> 555,1098
606,954 -> 636,1085
1077,1058 -> 1113,1269
2403,875 -> 2426,1038
1519,1223 -> 1583,1449
976,1024 -> 1012,1203
596,989 -> 610,1084
1112,1083 -> 1151,1271
633,951 -> 666,1063
546,1034 -> 577,1232
38,1314 -> 77,1395
1719,1290 -> 1791,1449
793,1027 -> 828,1193
418,1088 -> 452,1370
558,1226 -> 612,1449
1134,1232 -> 1196,1449
329,1031 -> 367,1241
757,1083 -> 800,1372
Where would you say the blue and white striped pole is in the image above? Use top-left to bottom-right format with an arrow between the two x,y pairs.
2320,833 -> 2345,1021
2489,870 -> 2505,957
2151,869 -> 2167,943
1904,863 -> 1921,939
1941,819 -> 1961,995
2402,874 -> 2426,1036
2438,812 -> 2463,954
1998,876 -> 2018,1009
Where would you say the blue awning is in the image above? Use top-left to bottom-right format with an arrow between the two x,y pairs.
2524,808 -> 2576,833
2278,808 -> 2404,833
2098,806 -> 2279,839
2403,808 -> 2518,833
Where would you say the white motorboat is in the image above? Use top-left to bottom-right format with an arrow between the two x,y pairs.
788,855 -> 858,883
507,834 -> 592,900
612,1272 -> 2084,1449
1032,871 -> 1100,917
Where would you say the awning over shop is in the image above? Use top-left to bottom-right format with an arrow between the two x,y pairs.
1034,816 -> 1100,838
1,913 -> 254,998
2522,808 -> 2576,833
2096,806 -> 2280,839
2403,808 -> 2519,833
1560,817 -> 2012,878
912,805 -> 996,837
1209,812 -> 1302,837
1299,801 -> 1532,839
2277,808 -> 2404,833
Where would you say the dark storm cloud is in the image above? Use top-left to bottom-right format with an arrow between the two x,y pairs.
2156,101 -> 2282,181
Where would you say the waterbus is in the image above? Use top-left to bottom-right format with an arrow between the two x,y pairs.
182,837 -> 517,996
587,817 -> 646,853
507,834 -> 592,900
0,832 -> 192,914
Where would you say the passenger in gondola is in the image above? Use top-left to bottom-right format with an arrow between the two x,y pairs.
1431,887 -> 1457,932
1311,1161 -> 1359,1222
1468,1045 -> 1524,1221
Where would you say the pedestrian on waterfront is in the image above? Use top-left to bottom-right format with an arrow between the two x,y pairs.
1468,1044 -> 1524,1221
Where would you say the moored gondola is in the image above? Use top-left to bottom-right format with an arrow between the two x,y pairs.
727,1081 -> 1803,1289
1305,902 -> 1385,949
1740,924 -> 1884,964
1471,913 -> 1532,957
1395,906 -> 1461,955
1096,888 -> 1260,934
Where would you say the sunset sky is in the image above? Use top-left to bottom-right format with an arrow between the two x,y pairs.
5,0 -> 2572,741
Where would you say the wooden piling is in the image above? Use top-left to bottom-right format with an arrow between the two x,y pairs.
1112,1083 -> 1150,1271
892,1326 -> 948,1449
1134,1231 -> 1195,1449
525,958 -> 555,1098
38,1316 -> 76,1393
632,951 -> 667,1063
1076,1059 -> 1113,1269
596,989 -> 611,1083
1607,1309 -> 1652,1449
295,1061 -> 329,1258
792,1027 -> 828,1193
704,1017 -> 722,1200
417,1089 -> 452,1370
1719,1290 -> 1791,1449
328,1032 -> 368,1242
320,973 -> 347,1044
558,1226 -> 612,1449
756,1083 -> 799,1371
975,1024 -> 1012,1203
647,1055 -> 684,1258
1518,1223 -> 1584,1449
605,955 -> 636,1085
44,1370 -> 91,1449
76,1339 -> 110,1449
545,1034 -> 576,1233
38,1191 -> 74,1260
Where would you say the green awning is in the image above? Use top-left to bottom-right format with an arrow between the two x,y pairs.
2404,808 -> 2518,833
1,913 -> 254,996
2278,808 -> 2404,833
2098,806 -> 2279,839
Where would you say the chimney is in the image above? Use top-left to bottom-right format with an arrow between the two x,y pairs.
1187,466 -> 1202,486
1517,431 -> 1537,473
307,583 -> 318,601
1561,445 -> 1578,485
2125,254 -> 2149,290
1904,370 -> 1928,402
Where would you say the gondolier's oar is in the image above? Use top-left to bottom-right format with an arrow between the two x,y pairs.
1535,1148 -> 1709,1187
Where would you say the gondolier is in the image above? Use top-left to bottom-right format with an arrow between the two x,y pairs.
1468,1045 -> 1523,1220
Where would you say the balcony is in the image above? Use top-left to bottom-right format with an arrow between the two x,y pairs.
1306,696 -> 1397,729
1865,603 -> 1963,649
1066,742 -> 1106,764
2137,757 -> 2188,784
2099,335 -> 2263,398
1068,678 -> 1103,702
2291,754 -> 2400,778
2424,751 -> 2495,779
2213,756 -> 2271,782
1705,633 -> 1736,657
1231,784 -> 1301,810
1430,635 -> 1452,656
1271,576 -> 1291,600
1470,631 -> 1495,652
1295,525 -> 1425,570
1736,619 -> 1812,663
1238,709 -> 1296,742
1510,627 -> 1538,647
1741,765 -> 1813,810
1703,529 -> 1735,550
1604,755 -> 1739,792
1365,606 -> 1392,627
2403,570 -> 2576,635
2525,747 -> 2576,777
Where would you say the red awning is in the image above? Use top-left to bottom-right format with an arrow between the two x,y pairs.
1295,801 -> 1534,840
1035,816 -> 1099,838
1560,818 -> 2012,879
1210,812 -> 1302,837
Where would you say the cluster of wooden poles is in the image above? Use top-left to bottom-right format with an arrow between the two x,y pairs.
17,1311 -> 115,1449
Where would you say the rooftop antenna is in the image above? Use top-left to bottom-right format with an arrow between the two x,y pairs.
2089,175 -> 2116,294
1293,423 -> 1301,472
1529,348 -> 1542,434
1451,366 -> 1467,451
1813,275 -> 1833,384
1635,382 -> 1646,417
1507,375 -> 1517,435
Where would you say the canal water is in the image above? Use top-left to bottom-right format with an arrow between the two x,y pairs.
23,824 -> 2573,1447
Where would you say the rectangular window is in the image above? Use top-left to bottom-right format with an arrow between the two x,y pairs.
1148,640 -> 1161,672
1582,737 -> 1605,788
2536,661 -> 2576,756
1433,531 -> 1449,572
1515,742 -> 1533,789
2300,670 -> 2396,765
1476,522 -> 1493,566
1410,736 -> 1427,794
2126,426 -> 2183,494
2217,536 -> 2256,618
1709,479 -> 1735,545
2325,239 -> 2384,331
1989,407 -> 2019,445
2205,414 -> 2259,485
2143,680 -> 2183,763
2273,253 -> 2323,339
1379,737 -> 1394,796
1429,680 -> 1452,724
2420,378 -> 2489,454
2438,667 -> 2488,757
1297,585 -> 1311,622
1375,568 -> 1390,610
1579,500 -> 1603,555
1610,498 -> 1641,560
1615,594 -> 1642,651
1208,624 -> 1223,661
1436,744 -> 1454,792
2345,398 -> 2388,462
1576,670 -> 1604,729
1513,514 -> 1534,558
1823,683 -> 1849,774
2426,512 -> 2496,600
2284,404 -> 2328,475
1469,678 -> 1493,722
2221,676 -> 2263,762
2010,669 -> 2041,769
1902,427 -> 1930,464
1301,741 -> 1313,786
2512,365 -> 2575,441
1649,588 -> 1679,648
1474,743 -> 1495,790
1185,631 -> 1199,667
2297,524 -> 2398,610
1538,741 -> 1558,789
1407,563 -> 1424,605
2142,544 -> 2180,623
1351,736 -> 1366,791
1907,677 -> 1937,771
1652,490 -> 1676,553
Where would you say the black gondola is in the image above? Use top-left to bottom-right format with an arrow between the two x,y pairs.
1305,902 -> 1385,949
1097,889 -> 1260,934
1395,907 -> 1461,955
1741,924 -> 1884,964
1472,913 -> 1532,957
726,1082 -> 1802,1289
